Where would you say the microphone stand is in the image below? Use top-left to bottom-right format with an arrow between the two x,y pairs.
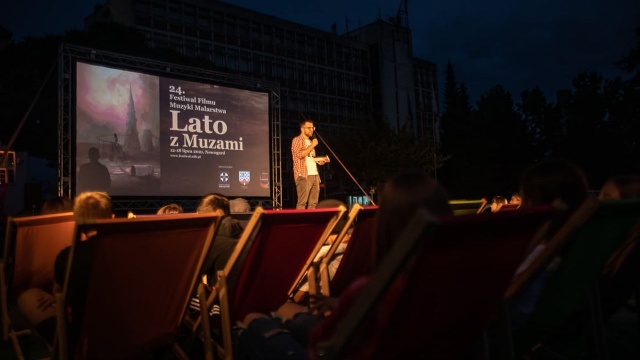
314,131 -> 376,206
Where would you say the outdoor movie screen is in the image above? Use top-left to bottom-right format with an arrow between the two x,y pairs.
74,61 -> 271,197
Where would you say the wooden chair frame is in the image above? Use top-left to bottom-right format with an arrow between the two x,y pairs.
308,205 -> 379,298
506,198 -> 640,358
195,206 -> 346,360
55,213 -> 220,360
315,205 -> 557,359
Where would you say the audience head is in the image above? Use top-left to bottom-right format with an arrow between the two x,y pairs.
229,197 -> 251,213
509,193 -> 522,205
598,175 -> 640,200
157,203 -> 184,215
490,195 -> 508,213
73,191 -> 113,224
518,158 -> 589,211
374,171 -> 452,268
317,199 -> 349,235
197,193 -> 231,216
41,196 -> 73,215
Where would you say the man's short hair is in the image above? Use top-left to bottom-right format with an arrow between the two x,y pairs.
197,193 -> 231,215
73,191 -> 112,224
229,198 -> 251,213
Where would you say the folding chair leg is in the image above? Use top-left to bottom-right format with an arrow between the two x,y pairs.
217,275 -> 233,360
55,293 -> 67,360
9,332 -> 26,360
198,283 -> 214,360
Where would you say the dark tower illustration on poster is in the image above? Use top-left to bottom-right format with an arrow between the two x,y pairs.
124,84 -> 141,151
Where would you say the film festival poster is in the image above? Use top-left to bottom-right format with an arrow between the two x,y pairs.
75,62 -> 271,197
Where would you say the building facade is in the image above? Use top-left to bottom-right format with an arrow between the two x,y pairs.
85,0 -> 439,207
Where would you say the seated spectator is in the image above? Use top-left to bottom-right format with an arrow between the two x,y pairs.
489,195 -> 509,213
157,203 -> 184,215
197,193 -> 245,286
229,197 -> 251,213
510,192 -> 522,206
478,195 -> 509,214
17,191 -> 114,346
598,175 -> 640,200
233,171 -> 452,359
509,158 -> 589,329
291,199 -> 351,304
598,175 -> 640,320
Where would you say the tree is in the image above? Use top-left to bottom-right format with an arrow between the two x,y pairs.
438,61 -> 485,198
474,85 -> 532,195
326,120 -> 447,201
519,86 -> 559,159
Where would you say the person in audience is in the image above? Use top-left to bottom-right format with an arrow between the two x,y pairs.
598,175 -> 640,200
489,195 -> 509,213
229,197 -> 251,213
508,158 -> 590,330
197,193 -> 245,286
518,158 -> 589,213
157,203 -> 184,215
40,196 -> 73,215
478,195 -> 509,214
515,169 -> 640,357
291,199 -> 351,304
233,171 -> 452,359
509,192 -> 522,206
17,191 -> 114,346
598,175 -> 640,324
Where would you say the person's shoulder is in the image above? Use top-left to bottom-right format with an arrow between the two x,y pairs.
56,245 -> 72,259
220,216 -> 245,237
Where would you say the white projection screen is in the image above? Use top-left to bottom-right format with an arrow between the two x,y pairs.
74,61 -> 271,197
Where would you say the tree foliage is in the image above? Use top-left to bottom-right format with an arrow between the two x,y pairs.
440,26 -> 640,197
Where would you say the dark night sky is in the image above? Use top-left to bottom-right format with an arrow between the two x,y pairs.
1,0 -> 639,103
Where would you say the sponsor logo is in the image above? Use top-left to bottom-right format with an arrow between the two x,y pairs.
260,172 -> 269,189
239,171 -> 250,186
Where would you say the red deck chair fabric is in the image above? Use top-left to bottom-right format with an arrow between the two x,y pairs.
314,205 -> 557,360
206,206 -> 345,359
326,205 -> 378,297
58,213 -> 219,360
5,212 -> 76,297
227,207 -> 346,322
1,212 -> 75,357
497,203 -> 520,212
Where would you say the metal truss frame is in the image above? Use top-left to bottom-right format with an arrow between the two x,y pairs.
58,44 -> 282,210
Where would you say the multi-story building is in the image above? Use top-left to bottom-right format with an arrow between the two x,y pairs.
84,0 -> 439,207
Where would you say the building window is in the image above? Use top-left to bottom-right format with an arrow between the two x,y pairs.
227,49 -> 239,70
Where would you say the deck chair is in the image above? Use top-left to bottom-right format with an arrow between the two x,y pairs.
55,213 -> 220,360
1,212 -> 75,359
497,203 -> 520,212
314,204 -> 557,359
204,205 -> 346,359
312,205 -> 378,297
507,198 -> 640,358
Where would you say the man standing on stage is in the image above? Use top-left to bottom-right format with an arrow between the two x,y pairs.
291,119 -> 327,209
